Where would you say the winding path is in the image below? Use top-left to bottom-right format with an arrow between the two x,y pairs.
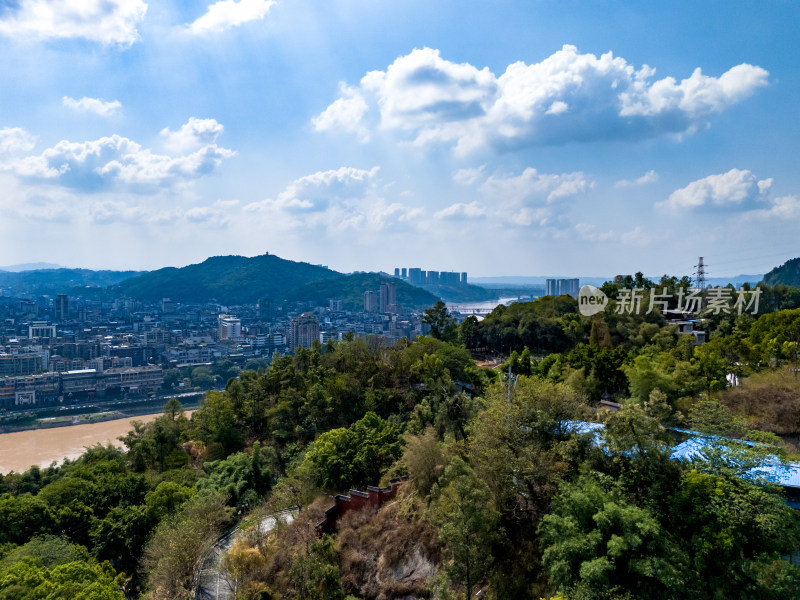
193,508 -> 296,600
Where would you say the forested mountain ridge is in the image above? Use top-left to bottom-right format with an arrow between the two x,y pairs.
762,257 -> 800,288
111,254 -> 342,304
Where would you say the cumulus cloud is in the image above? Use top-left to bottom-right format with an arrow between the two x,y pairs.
434,201 -> 486,220
451,166 -> 592,229
161,117 -> 225,153
0,0 -> 147,46
0,118 -> 235,190
314,45 -> 768,153
481,168 -> 591,205
312,84 -> 371,142
657,168 -> 771,212
247,166 -> 380,213
615,170 -> 659,188
186,0 -> 275,34
244,166 -> 421,232
63,96 -> 122,117
742,195 -> 800,221
0,127 -> 36,154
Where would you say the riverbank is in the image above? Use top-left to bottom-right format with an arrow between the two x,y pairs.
0,391 -> 208,434
0,409 -> 194,474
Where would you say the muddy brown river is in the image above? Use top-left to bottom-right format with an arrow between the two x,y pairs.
0,411 -> 193,474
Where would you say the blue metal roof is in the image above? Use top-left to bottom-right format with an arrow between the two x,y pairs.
563,421 -> 800,491
748,462 -> 800,489
670,436 -> 800,490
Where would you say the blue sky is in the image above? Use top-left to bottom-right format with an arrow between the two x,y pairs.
0,0 -> 798,278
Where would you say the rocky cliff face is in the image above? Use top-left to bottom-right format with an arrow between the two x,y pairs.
336,490 -> 441,600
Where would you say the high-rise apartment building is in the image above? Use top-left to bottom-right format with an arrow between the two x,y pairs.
55,294 -> 69,322
401,267 -> 468,287
364,290 -> 378,312
408,268 -> 424,285
218,314 -> 242,340
28,322 -> 56,339
379,282 -> 397,314
290,315 -> 320,349
545,278 -> 580,298
259,297 -> 273,321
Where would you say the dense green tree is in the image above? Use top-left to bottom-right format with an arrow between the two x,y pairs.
288,535 -> 346,600
299,411 -> 401,491
423,301 -> 458,342
141,493 -> 233,598
539,471 -> 683,600
668,470 -> 800,598
0,495 -> 52,545
0,556 -> 125,600
428,457 -> 500,600
196,442 -> 274,507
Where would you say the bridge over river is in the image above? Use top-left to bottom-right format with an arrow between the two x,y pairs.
446,297 -> 531,318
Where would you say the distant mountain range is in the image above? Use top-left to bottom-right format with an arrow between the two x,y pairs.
0,254 -> 446,312
0,262 -> 63,272
0,252 -> 784,311
0,268 -> 143,295
762,258 -> 800,288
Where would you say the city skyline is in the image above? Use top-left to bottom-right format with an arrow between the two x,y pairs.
0,1 -> 798,278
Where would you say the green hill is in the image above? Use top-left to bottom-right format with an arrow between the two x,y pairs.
286,273 -> 440,312
112,254 -> 340,304
762,257 -> 800,288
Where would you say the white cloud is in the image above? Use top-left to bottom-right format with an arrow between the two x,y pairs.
0,127 -> 36,154
657,168 -> 771,212
575,224 -> 653,245
244,166 -> 421,233
186,0 -> 275,34
90,200 -> 172,225
0,0 -> 147,46
315,45 -> 768,153
481,167 -> 591,205
745,195 -> 800,221
62,96 -> 122,117
184,200 -> 238,226
251,166 -> 380,213
575,223 -> 615,242
0,118 -> 235,190
446,166 -> 592,229
452,165 -> 485,185
615,170 -> 659,188
312,85 -> 371,142
161,118 -> 225,153
434,201 -> 486,220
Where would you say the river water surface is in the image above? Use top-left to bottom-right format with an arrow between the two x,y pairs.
0,411 -> 193,474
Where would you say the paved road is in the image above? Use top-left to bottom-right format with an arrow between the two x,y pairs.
194,509 -> 296,600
